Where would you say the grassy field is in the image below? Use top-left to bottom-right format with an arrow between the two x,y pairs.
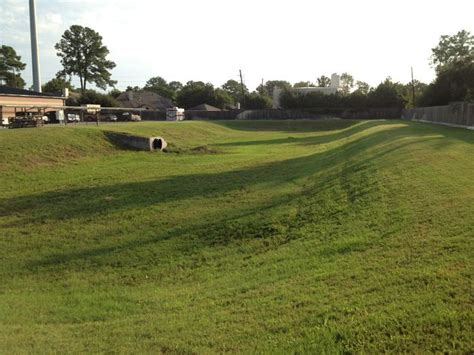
0,119 -> 473,353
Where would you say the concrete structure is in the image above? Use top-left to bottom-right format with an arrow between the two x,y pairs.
29,0 -> 41,92
0,86 -> 66,122
273,73 -> 341,108
104,131 -> 167,151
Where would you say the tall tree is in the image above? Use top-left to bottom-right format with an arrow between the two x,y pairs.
340,73 -> 354,95
55,25 -> 116,94
431,30 -> 474,71
42,76 -> 73,93
368,78 -> 406,108
0,45 -> 26,88
419,29 -> 474,106
244,92 -> 272,109
168,81 -> 183,92
108,88 -> 122,98
405,80 -> 427,108
144,76 -> 175,100
354,81 -> 370,95
176,81 -> 232,109
419,61 -> 474,106
257,80 -> 291,97
317,75 -> 331,87
222,79 -> 248,104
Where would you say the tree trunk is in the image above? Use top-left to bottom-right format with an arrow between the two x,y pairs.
83,73 -> 87,93
79,74 -> 84,95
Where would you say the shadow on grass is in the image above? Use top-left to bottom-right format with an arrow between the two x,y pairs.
1,122 -> 432,228
0,122 -> 443,270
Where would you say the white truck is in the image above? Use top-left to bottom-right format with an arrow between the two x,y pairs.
166,107 -> 185,121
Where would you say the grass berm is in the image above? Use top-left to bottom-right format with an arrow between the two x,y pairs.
0,119 -> 473,352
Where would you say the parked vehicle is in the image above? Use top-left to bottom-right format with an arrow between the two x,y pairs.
9,115 -> 45,128
121,112 -> 141,121
67,113 -> 80,122
102,114 -> 118,122
166,107 -> 185,121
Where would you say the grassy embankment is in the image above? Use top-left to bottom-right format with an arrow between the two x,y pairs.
0,120 -> 473,352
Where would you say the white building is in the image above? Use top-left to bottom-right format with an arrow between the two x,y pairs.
273,73 -> 341,108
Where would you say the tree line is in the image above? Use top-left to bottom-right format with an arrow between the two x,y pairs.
1,26 -> 472,109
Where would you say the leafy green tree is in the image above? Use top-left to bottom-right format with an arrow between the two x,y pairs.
257,80 -> 291,97
293,81 -> 313,88
42,77 -> 73,93
176,81 -> 232,109
108,88 -> 122,98
214,88 -> 234,108
418,30 -> 474,106
346,90 -> 370,108
0,45 -> 26,88
340,73 -> 354,95
317,75 -> 331,87
222,79 -> 248,105
55,25 -> 116,94
419,59 -> 474,106
431,30 -> 473,72
354,81 -> 370,95
244,92 -> 272,109
168,81 -> 183,92
67,89 -> 119,107
144,76 -> 175,100
368,78 -> 406,108
404,80 -> 428,108
279,90 -> 346,109
126,86 -> 141,92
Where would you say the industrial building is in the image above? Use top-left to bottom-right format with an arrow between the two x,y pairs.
272,73 -> 341,108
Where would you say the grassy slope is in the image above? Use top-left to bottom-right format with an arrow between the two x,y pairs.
0,120 -> 472,353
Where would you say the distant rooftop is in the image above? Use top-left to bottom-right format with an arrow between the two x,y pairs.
116,90 -> 174,110
188,103 -> 222,111
0,86 -> 59,97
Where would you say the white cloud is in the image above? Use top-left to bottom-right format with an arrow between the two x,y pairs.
38,12 -> 63,31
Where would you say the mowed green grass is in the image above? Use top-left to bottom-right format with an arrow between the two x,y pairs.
0,120 -> 472,353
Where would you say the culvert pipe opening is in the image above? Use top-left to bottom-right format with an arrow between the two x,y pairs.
152,137 -> 167,151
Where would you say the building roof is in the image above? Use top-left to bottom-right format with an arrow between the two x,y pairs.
188,103 -> 222,111
0,86 -> 60,98
116,90 -> 174,110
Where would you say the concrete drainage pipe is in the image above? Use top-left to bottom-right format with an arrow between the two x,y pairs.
152,137 -> 167,151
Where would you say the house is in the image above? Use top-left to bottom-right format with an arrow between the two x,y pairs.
272,73 -> 341,108
0,85 -> 66,122
116,91 -> 174,110
188,103 -> 222,111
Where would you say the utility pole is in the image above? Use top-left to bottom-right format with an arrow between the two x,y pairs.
411,67 -> 416,108
239,69 -> 245,108
29,0 -> 41,92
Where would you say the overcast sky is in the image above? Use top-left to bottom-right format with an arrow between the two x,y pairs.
1,0 -> 473,91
